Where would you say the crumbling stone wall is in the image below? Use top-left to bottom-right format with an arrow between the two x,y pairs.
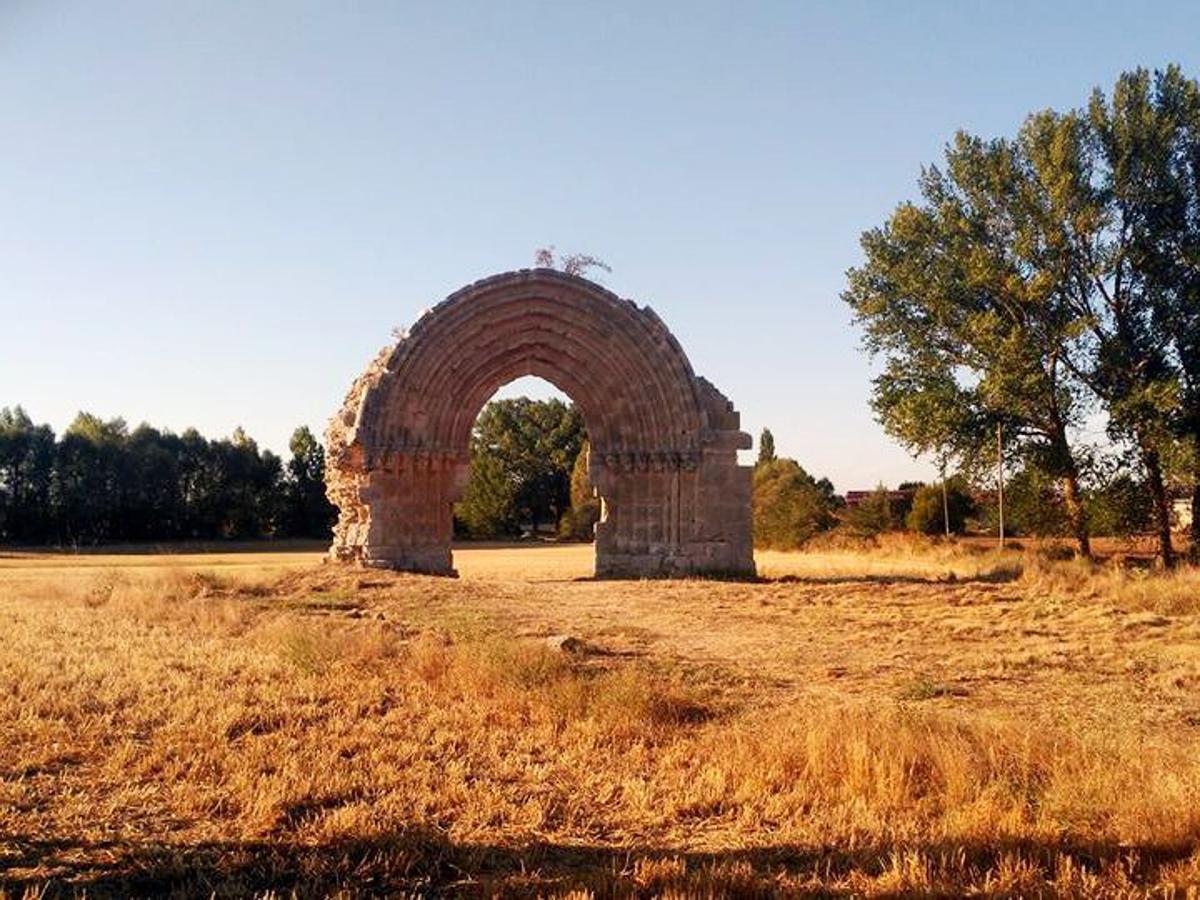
326,269 -> 754,578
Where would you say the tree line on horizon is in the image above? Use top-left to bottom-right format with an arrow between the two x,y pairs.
844,65 -> 1200,567
0,406 -> 334,545
0,398 -> 583,548
751,426 -> 1157,548
1,397 -> 1155,552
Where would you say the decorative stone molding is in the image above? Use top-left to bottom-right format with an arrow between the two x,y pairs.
326,269 -> 753,578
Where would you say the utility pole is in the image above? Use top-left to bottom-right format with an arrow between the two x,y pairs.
940,459 -> 950,539
997,423 -> 1005,549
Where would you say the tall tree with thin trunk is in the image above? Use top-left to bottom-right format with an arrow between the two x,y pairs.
756,428 -> 777,467
1017,70 -> 1195,568
1112,67 -> 1200,559
844,131 -> 1094,558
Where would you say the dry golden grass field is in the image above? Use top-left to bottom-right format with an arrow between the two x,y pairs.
3,539 -> 1200,897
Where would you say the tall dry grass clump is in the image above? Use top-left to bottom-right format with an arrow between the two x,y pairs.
1019,552 -> 1200,615
792,529 -> 1200,615
760,530 -> 1026,583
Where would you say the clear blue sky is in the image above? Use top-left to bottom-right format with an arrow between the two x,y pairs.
4,1 -> 1199,490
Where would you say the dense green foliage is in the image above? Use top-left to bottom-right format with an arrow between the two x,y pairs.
1087,475 -> 1154,539
986,467 -> 1066,539
905,479 -> 975,536
0,407 -> 334,544
756,429 -> 777,467
455,398 -> 586,539
752,457 -> 837,549
845,65 -> 1200,565
0,407 -> 54,543
557,440 -> 600,541
281,426 -> 338,539
844,486 -> 903,537
972,466 -> 1154,540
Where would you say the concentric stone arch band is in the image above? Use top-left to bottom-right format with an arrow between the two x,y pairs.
325,269 -> 754,578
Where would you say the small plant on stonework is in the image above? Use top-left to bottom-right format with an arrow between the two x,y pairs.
534,246 -> 613,279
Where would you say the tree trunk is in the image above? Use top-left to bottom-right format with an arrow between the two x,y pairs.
1191,431 -> 1200,563
940,459 -> 950,538
1061,469 -> 1092,560
1046,422 -> 1090,560
1143,448 -> 1176,569
942,477 -> 950,538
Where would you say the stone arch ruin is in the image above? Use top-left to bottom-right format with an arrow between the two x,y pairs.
325,269 -> 754,578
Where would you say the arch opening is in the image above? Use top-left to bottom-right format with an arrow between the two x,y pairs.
325,269 -> 754,578
454,377 -> 604,570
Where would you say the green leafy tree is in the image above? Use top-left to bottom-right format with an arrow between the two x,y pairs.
456,398 -> 586,538
752,458 -> 836,549
218,428 -> 282,539
1087,67 -> 1200,558
569,440 -> 594,510
121,424 -> 185,540
458,452 -> 517,538
976,466 -> 1067,538
844,110 -> 1101,559
558,439 -> 600,540
281,426 -> 336,538
0,407 -> 56,543
906,477 -> 974,535
1087,472 -> 1153,538
857,66 -> 1200,567
52,413 -> 129,543
176,427 -> 224,538
844,485 -> 902,537
756,428 -> 777,467
1020,70 -> 1192,567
